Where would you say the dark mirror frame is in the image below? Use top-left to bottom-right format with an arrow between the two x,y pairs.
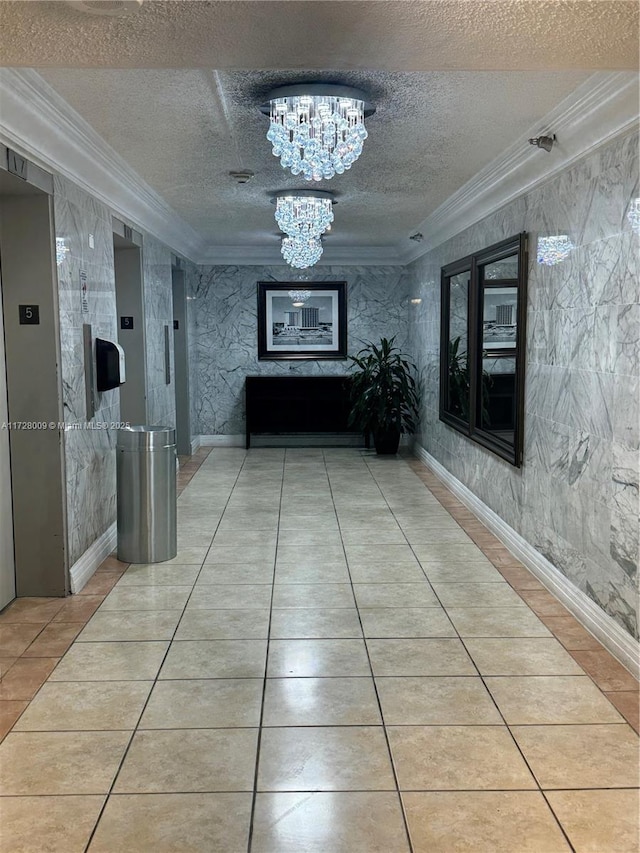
439,233 -> 528,467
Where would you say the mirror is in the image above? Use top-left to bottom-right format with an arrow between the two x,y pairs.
440,234 -> 527,466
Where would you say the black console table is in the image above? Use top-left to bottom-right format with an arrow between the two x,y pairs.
245,375 -> 367,449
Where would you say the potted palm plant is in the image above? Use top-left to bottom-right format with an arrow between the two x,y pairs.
347,336 -> 420,454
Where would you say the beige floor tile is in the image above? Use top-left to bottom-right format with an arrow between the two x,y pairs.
176,532 -> 215,548
367,638 -> 475,676
353,583 -> 439,608
377,676 -> 502,725
403,530 -> 473,546
258,726 -> 395,791
270,608 -> 363,639
486,676 -> 625,724
344,544 -> 418,565
263,677 -> 381,726
267,638 -> 371,677
98,585 -> 192,611
113,728 -> 258,793
205,544 -> 276,563
175,608 -> 271,640
20,622 -> 84,658
0,795 -> 105,853
49,641 -> 168,681
0,657 -> 60,700
88,793 -> 252,853
274,562 -> 350,583
213,529 -> 277,546
277,516 -> 339,531
348,562 -> 427,583
388,726 -> 537,790
446,607 -> 551,637
52,595 -> 105,623
272,583 -> 355,609
431,581 -> 526,607
185,583 -> 272,610
196,563 -> 275,584
77,610 -> 182,641
275,544 -> 346,564
421,562 -> 505,583
359,607 -> 456,638
546,789 -> 640,853
14,681 -> 152,731
0,731 -> 131,794
340,529 -> 408,545
145,546 -> 209,565
276,531 -> 344,547
411,544 -> 487,562
511,724 -> 640,788
117,564 -> 201,586
160,639 -> 267,678
251,791 -> 411,853
140,678 -> 263,728
465,637 -> 586,675
403,791 -> 571,853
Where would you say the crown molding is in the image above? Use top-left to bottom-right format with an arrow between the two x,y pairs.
0,69 -> 205,262
399,72 -> 639,264
198,244 -> 404,267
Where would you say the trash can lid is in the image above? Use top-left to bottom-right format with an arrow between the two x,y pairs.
116,425 -> 176,451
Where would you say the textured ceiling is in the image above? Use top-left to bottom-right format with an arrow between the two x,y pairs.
2,1 -> 638,70
2,1 -> 636,254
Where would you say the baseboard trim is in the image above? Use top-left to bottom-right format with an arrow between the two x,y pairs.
413,443 -> 640,679
199,434 -> 245,447
190,435 -> 202,454
69,522 -> 117,594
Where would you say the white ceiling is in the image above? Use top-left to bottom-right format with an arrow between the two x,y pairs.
1,1 -> 637,259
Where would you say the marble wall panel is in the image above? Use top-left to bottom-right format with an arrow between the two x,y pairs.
407,128 -> 639,639
53,174 -> 119,565
142,234 -> 176,429
194,265 -> 410,435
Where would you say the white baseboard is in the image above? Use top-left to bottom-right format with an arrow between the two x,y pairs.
413,443 -> 640,679
190,435 -> 202,453
69,522 -> 117,594
199,434 -> 245,447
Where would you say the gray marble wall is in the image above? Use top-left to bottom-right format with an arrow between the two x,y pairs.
184,259 -> 201,448
193,265 -> 410,435
142,234 -> 176,430
408,129 -> 639,640
54,175 -> 120,565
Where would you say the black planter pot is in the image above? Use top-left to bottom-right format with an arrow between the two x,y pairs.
373,428 -> 401,455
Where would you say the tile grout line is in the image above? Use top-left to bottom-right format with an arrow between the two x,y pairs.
81,447 -> 241,852
246,448 -> 286,853
326,449 -> 416,853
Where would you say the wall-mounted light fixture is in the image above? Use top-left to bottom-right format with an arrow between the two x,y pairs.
528,135 -> 556,153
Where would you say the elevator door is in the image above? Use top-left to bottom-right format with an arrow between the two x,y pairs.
0,262 -> 16,609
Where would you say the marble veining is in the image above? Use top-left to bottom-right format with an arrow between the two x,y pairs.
194,265 -> 410,436
408,129 -> 640,639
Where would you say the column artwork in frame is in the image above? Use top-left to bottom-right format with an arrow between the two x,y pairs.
257,281 -> 347,360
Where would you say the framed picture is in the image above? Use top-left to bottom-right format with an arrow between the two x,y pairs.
482,285 -> 518,351
257,281 -> 347,360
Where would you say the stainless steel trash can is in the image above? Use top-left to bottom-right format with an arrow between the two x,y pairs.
116,426 -> 177,563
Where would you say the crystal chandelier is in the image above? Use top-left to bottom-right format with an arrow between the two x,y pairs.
273,190 -> 334,239
288,289 -> 312,307
627,199 -> 640,234
261,84 -> 375,181
281,235 -> 323,269
537,235 -> 574,266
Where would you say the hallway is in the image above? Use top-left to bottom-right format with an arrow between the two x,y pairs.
0,448 -> 638,851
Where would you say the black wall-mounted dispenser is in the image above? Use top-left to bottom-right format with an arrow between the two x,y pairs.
96,338 -> 126,392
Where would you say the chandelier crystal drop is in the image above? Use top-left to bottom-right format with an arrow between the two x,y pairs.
627,199 -> 640,234
281,236 -> 323,269
263,85 -> 372,181
275,194 -> 334,239
536,235 -> 574,266
288,289 -> 312,307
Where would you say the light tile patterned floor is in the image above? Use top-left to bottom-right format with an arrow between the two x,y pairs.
0,447 -> 639,852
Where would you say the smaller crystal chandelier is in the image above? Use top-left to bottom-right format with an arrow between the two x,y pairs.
627,199 -> 640,234
261,84 -> 375,182
537,235 -> 574,266
281,235 -> 323,269
273,190 -> 334,239
288,289 -> 312,307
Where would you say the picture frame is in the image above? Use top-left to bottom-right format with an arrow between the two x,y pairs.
257,281 -> 347,360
